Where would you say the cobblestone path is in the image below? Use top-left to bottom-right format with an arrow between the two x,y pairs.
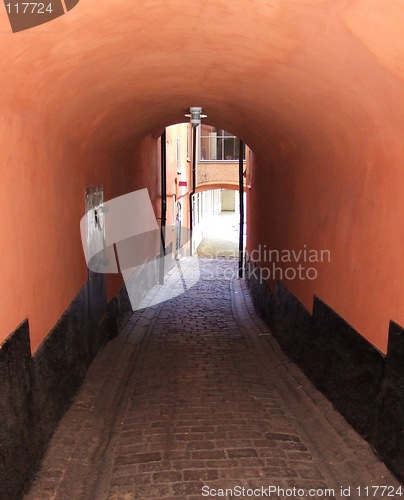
25,258 -> 400,500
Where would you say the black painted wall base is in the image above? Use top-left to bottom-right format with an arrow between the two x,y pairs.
245,257 -> 404,484
0,320 -> 34,500
107,280 -> 133,340
0,273 -> 132,500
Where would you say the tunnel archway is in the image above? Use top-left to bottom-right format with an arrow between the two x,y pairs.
1,2 -> 404,496
0,0 -> 403,357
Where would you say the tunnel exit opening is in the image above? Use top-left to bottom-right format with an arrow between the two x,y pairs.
163,121 -> 249,270
195,189 -> 245,259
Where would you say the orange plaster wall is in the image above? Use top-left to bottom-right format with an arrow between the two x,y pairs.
1,0 -> 404,356
166,124 -> 193,229
247,103 -> 404,353
0,109 -> 160,352
105,135 -> 161,303
0,107 -> 87,353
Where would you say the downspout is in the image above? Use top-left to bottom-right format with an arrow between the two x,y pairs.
185,107 -> 206,256
238,140 -> 245,278
159,130 -> 167,284
189,124 -> 197,251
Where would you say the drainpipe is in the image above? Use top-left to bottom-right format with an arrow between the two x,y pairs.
189,124 -> 197,253
159,130 -> 167,284
238,140 -> 245,278
186,107 -> 206,256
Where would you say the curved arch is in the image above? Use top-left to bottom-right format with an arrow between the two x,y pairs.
195,183 -> 246,193
0,0 -> 403,353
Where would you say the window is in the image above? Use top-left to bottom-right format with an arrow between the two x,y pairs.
199,125 -> 245,161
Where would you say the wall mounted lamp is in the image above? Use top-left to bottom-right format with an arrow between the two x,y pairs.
185,107 -> 207,127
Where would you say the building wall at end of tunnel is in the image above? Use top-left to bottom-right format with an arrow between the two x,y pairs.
165,123 -> 192,230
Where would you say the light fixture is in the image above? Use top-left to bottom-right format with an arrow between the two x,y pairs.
185,107 -> 207,127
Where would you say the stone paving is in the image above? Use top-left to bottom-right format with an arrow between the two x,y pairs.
196,212 -> 241,258
25,258 -> 401,500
